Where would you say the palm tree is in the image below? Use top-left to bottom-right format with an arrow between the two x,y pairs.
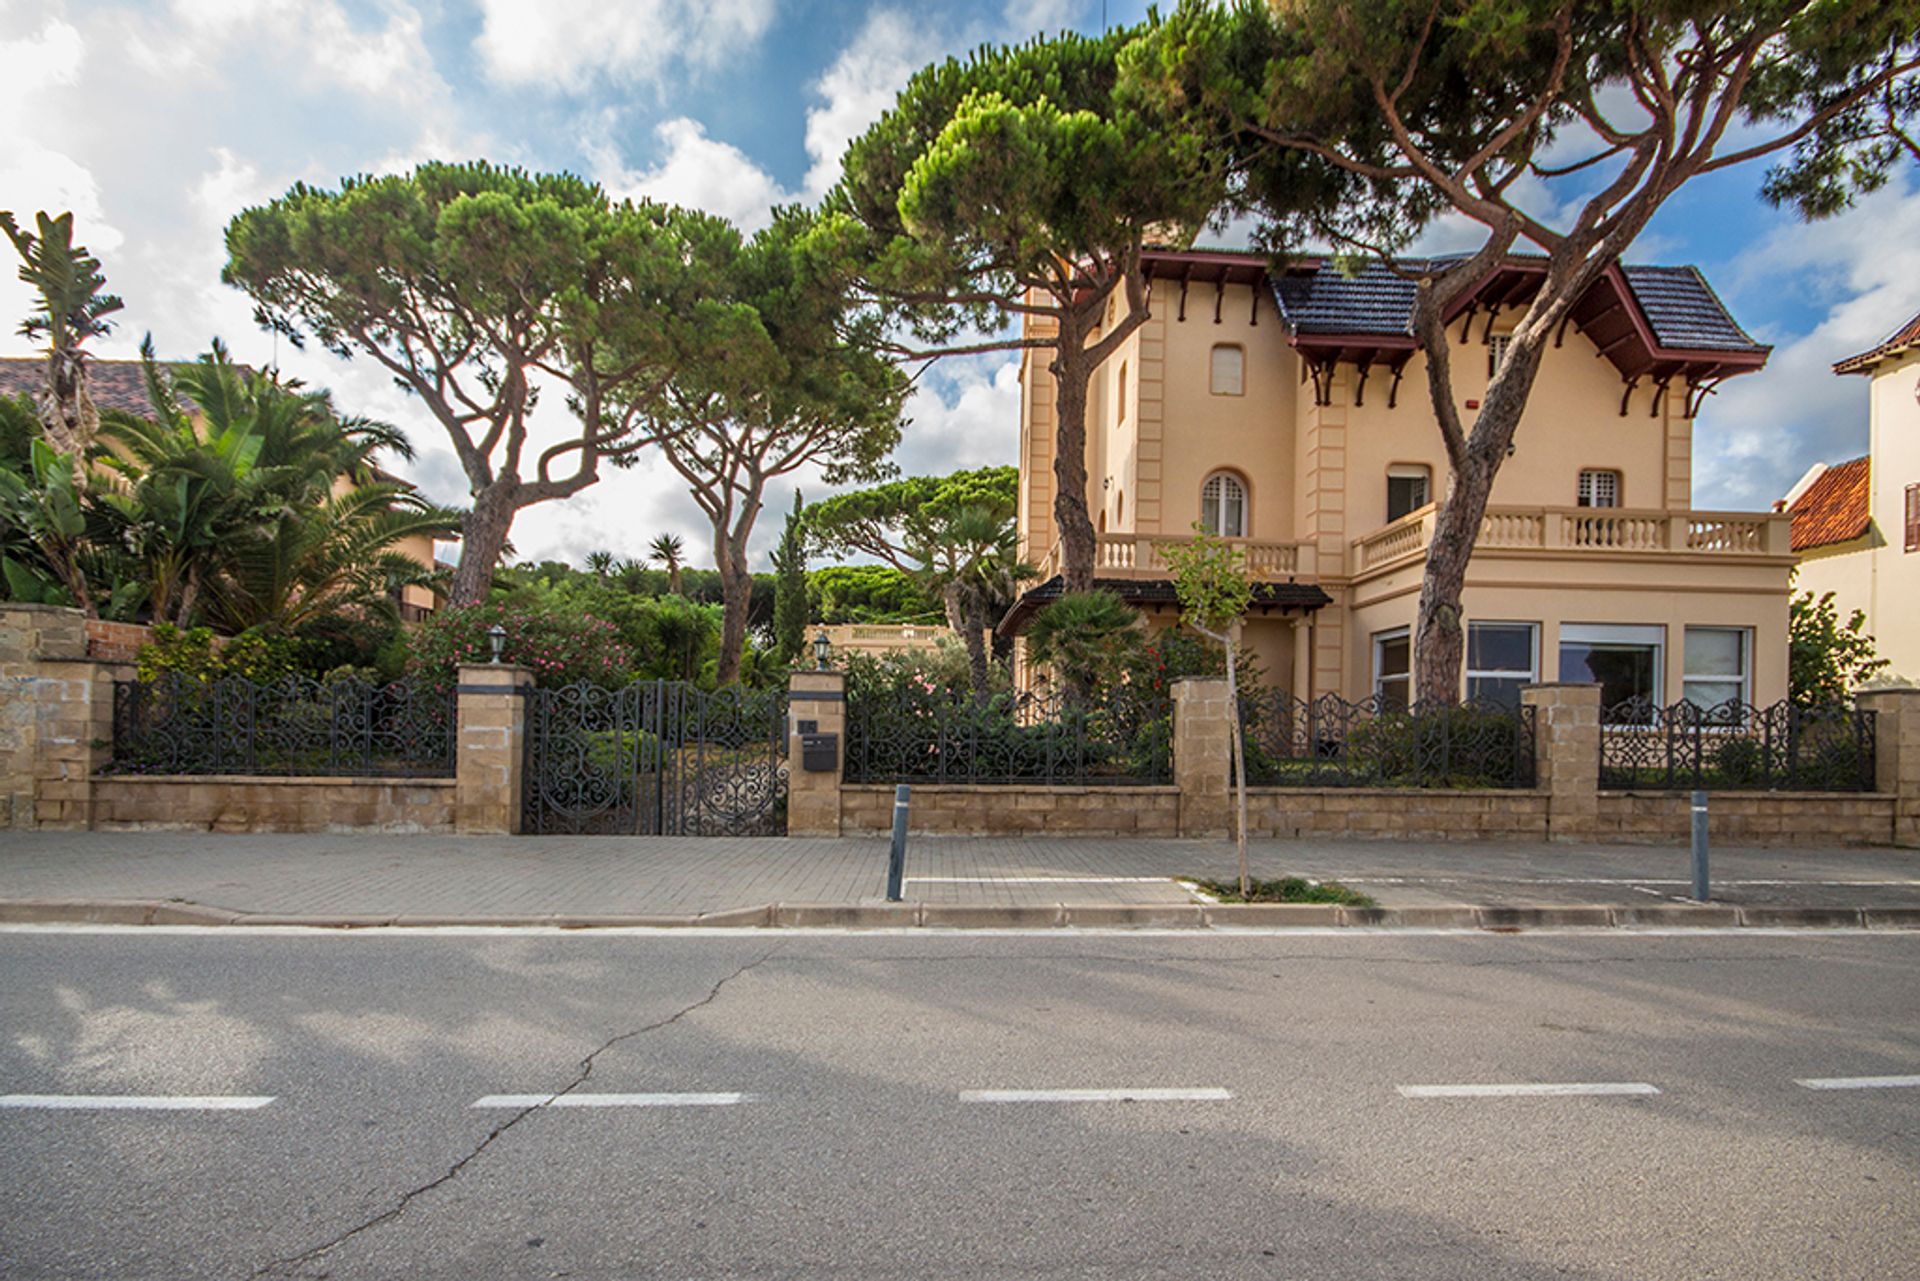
99,341 -> 454,630
1,210 -> 123,486
1025,590 -> 1143,703
917,503 -> 1032,698
584,549 -> 615,581
648,533 -> 685,595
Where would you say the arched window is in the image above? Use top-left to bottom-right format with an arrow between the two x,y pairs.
1210,344 -> 1245,396
1117,360 -> 1128,422
1200,471 -> 1247,537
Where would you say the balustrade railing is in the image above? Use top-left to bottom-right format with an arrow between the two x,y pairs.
1354,506 -> 1789,572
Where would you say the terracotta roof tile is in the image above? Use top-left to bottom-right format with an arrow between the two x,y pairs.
1834,308 -> 1920,374
1786,456 -> 1871,551
0,357 -> 188,416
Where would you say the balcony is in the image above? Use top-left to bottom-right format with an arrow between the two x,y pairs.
1036,533 -> 1320,583
1352,505 -> 1793,576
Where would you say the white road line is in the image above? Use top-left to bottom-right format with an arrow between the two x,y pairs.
903,876 -> 1179,884
470,1092 -> 754,1109
959,1088 -> 1232,1104
1397,1082 -> 1660,1099
1794,1075 -> 1920,1091
0,1094 -> 275,1111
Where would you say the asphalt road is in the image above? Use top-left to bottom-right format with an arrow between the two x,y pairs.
1,928 -> 1916,1280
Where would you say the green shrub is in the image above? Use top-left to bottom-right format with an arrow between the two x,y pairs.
1188,876 -> 1374,906
135,623 -> 300,684
1711,737 -> 1766,786
406,602 -> 634,688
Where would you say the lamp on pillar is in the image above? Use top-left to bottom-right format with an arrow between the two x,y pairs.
487,624 -> 507,664
813,630 -> 831,670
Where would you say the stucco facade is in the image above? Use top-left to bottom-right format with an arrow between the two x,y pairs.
1010,250 -> 1794,711
1788,338 -> 1920,682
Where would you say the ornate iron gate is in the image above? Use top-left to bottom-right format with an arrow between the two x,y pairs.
523,681 -> 789,836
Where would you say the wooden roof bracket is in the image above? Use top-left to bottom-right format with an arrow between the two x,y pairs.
1457,303 -> 1478,343
1249,285 -> 1259,326
1353,353 -> 1375,407
1387,356 -> 1409,409
1177,264 -> 1193,322
1213,277 -> 1224,324
1649,373 -> 1672,418
1592,328 -> 1637,360
1307,357 -> 1333,407
1554,312 -> 1575,348
1683,370 -> 1725,418
1480,304 -> 1500,344
1618,375 -> 1640,416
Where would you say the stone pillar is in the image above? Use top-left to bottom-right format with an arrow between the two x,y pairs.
1856,686 -> 1920,847
0,603 -> 121,831
1520,682 -> 1602,842
455,662 -> 533,835
1174,677 -> 1233,837
787,669 -> 846,837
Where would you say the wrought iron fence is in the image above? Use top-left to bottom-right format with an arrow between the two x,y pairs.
110,672 -> 456,778
844,683 -> 1173,785
1598,698 -> 1875,792
1238,691 -> 1537,788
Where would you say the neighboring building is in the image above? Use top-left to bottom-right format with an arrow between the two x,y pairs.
1004,248 -> 1795,712
820,623 -> 970,659
1779,312 -> 1920,680
0,356 -> 449,620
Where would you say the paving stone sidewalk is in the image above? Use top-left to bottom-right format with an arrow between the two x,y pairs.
0,830 -> 1916,921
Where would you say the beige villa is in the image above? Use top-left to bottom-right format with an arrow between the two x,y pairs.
1002,247 -> 1796,712
1779,310 -> 1920,681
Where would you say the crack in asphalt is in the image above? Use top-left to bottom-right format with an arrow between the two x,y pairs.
249,945 -> 782,1279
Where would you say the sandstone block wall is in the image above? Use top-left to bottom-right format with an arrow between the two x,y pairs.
90,776 -> 455,833
839,784 -> 1182,836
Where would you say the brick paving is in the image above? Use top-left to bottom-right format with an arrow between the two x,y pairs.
0,830 -> 1917,919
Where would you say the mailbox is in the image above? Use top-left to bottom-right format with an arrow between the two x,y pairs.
801,732 -> 839,773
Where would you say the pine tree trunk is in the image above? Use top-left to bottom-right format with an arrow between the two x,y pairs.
1049,333 -> 1097,596
715,542 -> 752,687
449,482 -> 518,608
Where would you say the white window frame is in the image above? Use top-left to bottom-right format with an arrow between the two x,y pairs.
1200,471 -> 1248,538
1465,621 -> 1538,706
1578,469 -> 1621,508
1682,626 -> 1750,713
1373,628 -> 1412,709
1209,343 -> 1245,396
1386,463 -> 1432,522
1488,334 -> 1511,379
1559,623 -> 1665,717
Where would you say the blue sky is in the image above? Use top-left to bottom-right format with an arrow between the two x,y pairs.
4,0 -> 1917,568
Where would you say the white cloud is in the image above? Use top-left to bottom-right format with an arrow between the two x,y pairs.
801,10 -> 933,199
594,117 -> 799,232
132,0 -> 446,108
1692,175 -> 1920,510
896,356 -> 1024,476
474,0 -> 776,93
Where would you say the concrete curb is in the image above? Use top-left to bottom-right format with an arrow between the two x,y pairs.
2,897 -> 1918,931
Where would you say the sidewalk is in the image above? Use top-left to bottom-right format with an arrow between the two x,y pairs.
1,830 -> 1917,928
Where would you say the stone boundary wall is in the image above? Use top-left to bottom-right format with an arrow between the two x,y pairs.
84,620 -> 154,664
1596,792 -> 1895,847
840,784 -> 1181,836
1243,789 -> 1550,840
90,776 -> 455,833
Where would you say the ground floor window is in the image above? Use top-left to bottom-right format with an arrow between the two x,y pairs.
1466,621 -> 1538,708
1683,627 -> 1749,715
1374,628 -> 1411,711
1560,624 -> 1663,719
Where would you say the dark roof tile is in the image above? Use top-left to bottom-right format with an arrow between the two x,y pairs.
0,357 -> 187,416
1620,265 -> 1762,352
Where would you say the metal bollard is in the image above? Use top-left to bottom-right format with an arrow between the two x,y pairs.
1690,789 -> 1709,902
885,783 -> 911,902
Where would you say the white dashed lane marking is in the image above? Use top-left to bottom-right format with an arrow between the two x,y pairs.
0,1094 -> 276,1110
1397,1082 -> 1660,1099
470,1092 -> 756,1109
1794,1075 -> 1920,1091
959,1088 -> 1233,1103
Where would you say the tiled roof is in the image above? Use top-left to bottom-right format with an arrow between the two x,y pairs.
1263,258 -> 1763,353
1620,265 -> 1763,352
0,357 -> 186,416
1834,308 -> 1920,374
1786,456 -> 1871,552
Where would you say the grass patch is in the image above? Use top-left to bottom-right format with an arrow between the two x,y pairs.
1186,876 -> 1375,907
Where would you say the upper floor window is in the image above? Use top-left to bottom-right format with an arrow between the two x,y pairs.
1906,483 -> 1919,553
1578,469 -> 1621,509
1488,334 -> 1511,378
1117,361 -> 1128,422
1387,464 -> 1431,522
1200,471 -> 1247,538
1210,344 -> 1245,396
